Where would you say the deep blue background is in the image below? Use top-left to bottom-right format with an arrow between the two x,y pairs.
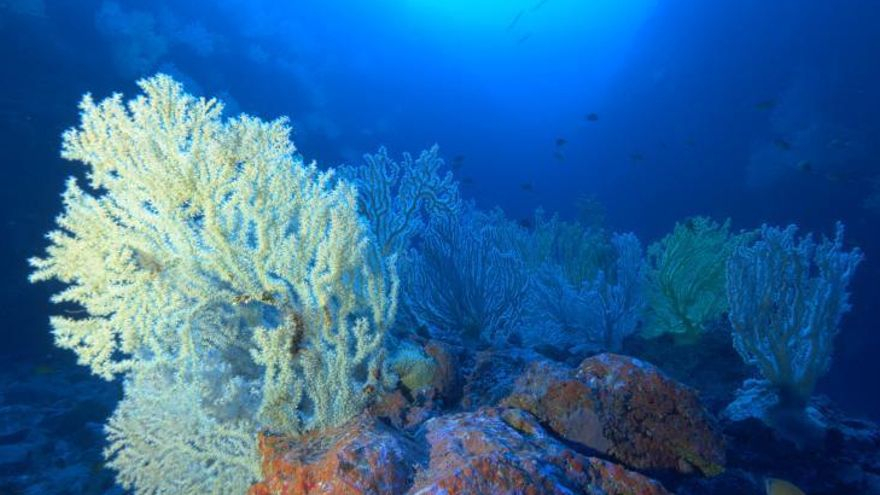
2,0 -> 878,418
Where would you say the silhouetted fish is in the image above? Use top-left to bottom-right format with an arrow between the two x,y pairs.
827,137 -> 851,149
755,99 -> 777,111
796,160 -> 813,174
452,155 -> 465,169
520,182 -> 534,192
585,112 -> 599,122
630,152 -> 645,162
531,0 -> 551,12
824,170 -> 860,183
461,176 -> 475,185
517,33 -> 532,45
773,138 -> 792,151
507,9 -> 525,31
555,137 -> 567,147
33,364 -> 55,375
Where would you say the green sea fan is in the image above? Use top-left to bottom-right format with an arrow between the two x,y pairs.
643,217 -> 742,343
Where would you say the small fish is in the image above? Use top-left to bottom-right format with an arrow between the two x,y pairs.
755,99 -> 777,111
585,112 -> 599,122
630,152 -> 645,162
33,364 -> 55,375
516,33 -> 533,45
507,9 -> 525,31
90,461 -> 107,474
531,0 -> 551,12
824,170 -> 859,183
520,182 -> 534,192
827,138 -> 851,149
773,138 -> 792,151
555,137 -> 567,147
765,478 -> 805,495
517,217 -> 534,229
452,155 -> 465,169
461,176 -> 475,185
796,160 -> 813,173
553,150 -> 565,162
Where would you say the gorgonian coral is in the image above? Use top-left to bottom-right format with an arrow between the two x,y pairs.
340,145 -> 461,260
30,74 -> 398,493
404,207 -> 530,343
523,232 -> 646,353
643,217 -> 742,343
726,222 -> 862,409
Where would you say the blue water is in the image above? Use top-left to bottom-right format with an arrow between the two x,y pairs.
2,1 -> 879,493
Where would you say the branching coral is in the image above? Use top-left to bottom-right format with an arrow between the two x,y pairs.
340,145 -> 460,260
523,208 -> 614,286
104,361 -> 261,494
726,222 -> 862,409
586,233 -> 648,351
523,232 -> 646,352
404,207 -> 529,343
524,264 -> 596,347
30,74 -> 398,492
643,217 -> 742,343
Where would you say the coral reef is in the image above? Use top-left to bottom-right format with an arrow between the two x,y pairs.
25,74 -> 876,495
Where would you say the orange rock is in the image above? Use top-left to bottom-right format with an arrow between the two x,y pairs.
249,415 -> 418,495
411,407 -> 671,495
505,353 -> 726,476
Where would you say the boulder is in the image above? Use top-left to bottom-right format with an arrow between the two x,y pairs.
411,407 -> 671,495
504,353 -> 726,476
250,406 -> 672,495
249,415 -> 420,495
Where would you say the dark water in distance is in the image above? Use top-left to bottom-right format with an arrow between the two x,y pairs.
2,0 -> 879,422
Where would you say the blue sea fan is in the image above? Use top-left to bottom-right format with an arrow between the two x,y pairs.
404,207 -> 530,344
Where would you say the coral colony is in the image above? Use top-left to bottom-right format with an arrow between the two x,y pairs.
32,76 -> 863,493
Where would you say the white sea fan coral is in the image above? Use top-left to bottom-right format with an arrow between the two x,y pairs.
104,361 -> 261,494
726,222 -> 862,408
30,74 -> 398,492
